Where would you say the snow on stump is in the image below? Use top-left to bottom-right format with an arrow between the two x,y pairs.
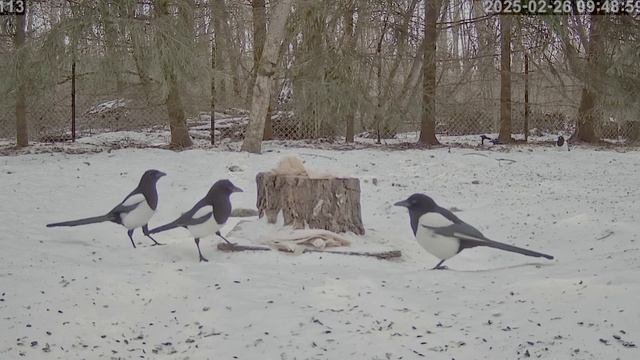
255,156 -> 365,235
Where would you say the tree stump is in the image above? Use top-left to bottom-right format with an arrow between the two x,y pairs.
256,172 -> 365,235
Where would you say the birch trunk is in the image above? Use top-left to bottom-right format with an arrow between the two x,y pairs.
241,0 -> 293,153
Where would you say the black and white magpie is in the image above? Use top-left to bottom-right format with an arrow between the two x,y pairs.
149,179 -> 243,262
394,193 -> 554,269
47,169 -> 166,248
480,134 -> 501,145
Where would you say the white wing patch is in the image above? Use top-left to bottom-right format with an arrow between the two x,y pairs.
453,232 -> 485,242
419,212 -> 453,228
193,206 -> 213,219
121,193 -> 145,207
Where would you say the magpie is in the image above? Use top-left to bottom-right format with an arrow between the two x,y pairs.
480,135 -> 501,145
47,169 -> 166,248
149,179 -> 243,262
394,193 -> 554,269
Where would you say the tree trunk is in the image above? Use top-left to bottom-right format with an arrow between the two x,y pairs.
379,0 -> 419,128
574,87 -> 598,142
212,0 -> 241,105
263,104 -> 273,140
131,30 -> 152,101
296,4 -> 326,139
249,0 -> 266,103
398,38 -> 425,111
472,1 -> 496,111
250,0 -> 273,141
344,2 -> 355,143
256,172 -> 365,235
498,14 -> 512,144
103,2 -> 123,92
418,0 -> 440,145
241,0 -> 293,153
210,0 -> 226,106
166,72 -> 192,148
572,15 -> 602,143
158,0 -> 192,148
15,12 -> 28,147
211,29 -> 216,145
374,18 -> 386,143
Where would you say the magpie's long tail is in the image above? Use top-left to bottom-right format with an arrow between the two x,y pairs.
483,239 -> 554,260
47,214 -> 114,227
148,221 -> 180,234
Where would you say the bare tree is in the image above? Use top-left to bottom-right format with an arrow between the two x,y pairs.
418,0 -> 440,145
212,0 -> 241,105
249,0 -> 266,102
250,0 -> 273,140
498,14 -> 512,143
241,0 -> 294,153
573,15 -> 602,143
210,20 -> 217,145
344,1 -> 356,143
14,13 -> 28,147
157,0 -> 192,148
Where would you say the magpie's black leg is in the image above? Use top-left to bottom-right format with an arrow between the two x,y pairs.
432,259 -> 448,270
127,229 -> 136,249
142,225 -> 163,246
195,238 -> 208,262
215,231 -> 235,246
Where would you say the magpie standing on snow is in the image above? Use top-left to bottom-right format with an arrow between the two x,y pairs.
394,193 -> 554,269
149,179 -> 243,262
47,169 -> 166,248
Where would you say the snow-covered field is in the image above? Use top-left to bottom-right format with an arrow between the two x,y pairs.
1,136 -> 639,359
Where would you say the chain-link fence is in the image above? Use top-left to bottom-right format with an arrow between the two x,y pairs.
1,1 -> 638,148
1,68 -> 637,146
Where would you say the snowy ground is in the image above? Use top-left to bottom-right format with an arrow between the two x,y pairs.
1,135 -> 639,359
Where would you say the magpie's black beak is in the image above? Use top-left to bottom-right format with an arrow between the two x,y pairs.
232,185 -> 243,193
394,199 -> 409,208
158,171 -> 167,178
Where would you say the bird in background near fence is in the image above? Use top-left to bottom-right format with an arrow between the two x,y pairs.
480,134 -> 501,145
149,179 -> 243,262
556,135 -> 570,151
394,193 -> 554,270
47,169 -> 167,248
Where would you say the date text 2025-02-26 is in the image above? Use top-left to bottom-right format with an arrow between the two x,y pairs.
481,0 -> 640,15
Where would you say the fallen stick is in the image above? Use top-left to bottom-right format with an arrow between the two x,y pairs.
217,243 -> 401,260
496,158 -> 517,164
596,230 -> 614,241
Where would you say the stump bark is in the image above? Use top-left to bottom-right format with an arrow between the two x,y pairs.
256,172 -> 365,235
